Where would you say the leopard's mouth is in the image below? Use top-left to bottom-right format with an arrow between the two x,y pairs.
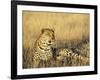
47,43 -> 52,45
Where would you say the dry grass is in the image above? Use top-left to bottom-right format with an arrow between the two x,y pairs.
22,11 -> 90,68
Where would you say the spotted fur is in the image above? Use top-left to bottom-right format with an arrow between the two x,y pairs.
33,28 -> 55,68
56,48 -> 89,66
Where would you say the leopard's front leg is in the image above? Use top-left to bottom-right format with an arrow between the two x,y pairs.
33,54 -> 40,68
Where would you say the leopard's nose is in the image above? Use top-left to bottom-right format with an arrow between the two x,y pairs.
48,40 -> 51,43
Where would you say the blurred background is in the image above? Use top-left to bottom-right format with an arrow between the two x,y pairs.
23,11 -> 90,49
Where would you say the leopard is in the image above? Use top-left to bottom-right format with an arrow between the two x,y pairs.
33,28 -> 55,68
56,48 -> 89,66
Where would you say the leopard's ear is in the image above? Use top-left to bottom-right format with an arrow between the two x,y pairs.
51,29 -> 54,33
49,25 -> 55,32
52,26 -> 55,32
41,29 -> 45,33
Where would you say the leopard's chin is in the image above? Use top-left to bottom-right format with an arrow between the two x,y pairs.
47,43 -> 52,45
47,42 -> 53,46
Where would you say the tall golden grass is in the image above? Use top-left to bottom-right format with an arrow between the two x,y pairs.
22,11 -> 90,68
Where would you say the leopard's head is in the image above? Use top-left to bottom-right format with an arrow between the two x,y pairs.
39,28 -> 55,47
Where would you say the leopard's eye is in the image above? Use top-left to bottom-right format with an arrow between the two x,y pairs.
66,54 -> 69,56
57,54 -> 59,56
67,53 -> 70,56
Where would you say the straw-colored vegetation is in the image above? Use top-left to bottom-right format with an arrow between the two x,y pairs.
22,11 -> 90,68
